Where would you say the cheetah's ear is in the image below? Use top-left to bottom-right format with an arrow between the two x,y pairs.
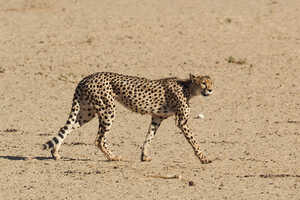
189,73 -> 196,80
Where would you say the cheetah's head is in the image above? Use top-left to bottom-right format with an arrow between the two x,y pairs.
190,74 -> 213,97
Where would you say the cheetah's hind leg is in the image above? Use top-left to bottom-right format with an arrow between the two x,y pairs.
95,103 -> 122,161
42,95 -> 96,160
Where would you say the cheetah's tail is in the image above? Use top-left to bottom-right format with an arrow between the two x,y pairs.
42,137 -> 57,150
42,143 -> 47,150
42,91 -> 81,151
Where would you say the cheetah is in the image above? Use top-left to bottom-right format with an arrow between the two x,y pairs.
42,72 -> 213,164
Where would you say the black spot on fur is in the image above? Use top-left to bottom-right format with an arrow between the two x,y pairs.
53,137 -> 59,144
47,141 -> 54,148
58,133 -> 64,139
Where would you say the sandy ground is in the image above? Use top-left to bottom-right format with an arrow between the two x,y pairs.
0,0 -> 299,199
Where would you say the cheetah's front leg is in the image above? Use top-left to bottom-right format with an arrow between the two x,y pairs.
176,115 -> 211,164
141,116 -> 164,161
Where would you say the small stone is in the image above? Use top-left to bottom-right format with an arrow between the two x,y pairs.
188,181 -> 195,186
195,114 -> 205,119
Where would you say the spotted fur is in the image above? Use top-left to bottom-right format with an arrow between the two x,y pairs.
42,72 -> 213,163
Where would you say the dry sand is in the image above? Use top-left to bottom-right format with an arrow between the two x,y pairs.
0,0 -> 299,199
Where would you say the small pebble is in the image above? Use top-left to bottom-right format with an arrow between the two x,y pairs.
188,180 -> 195,186
195,114 -> 205,119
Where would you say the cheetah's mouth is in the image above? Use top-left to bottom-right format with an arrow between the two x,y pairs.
202,92 -> 209,96
201,90 -> 213,96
